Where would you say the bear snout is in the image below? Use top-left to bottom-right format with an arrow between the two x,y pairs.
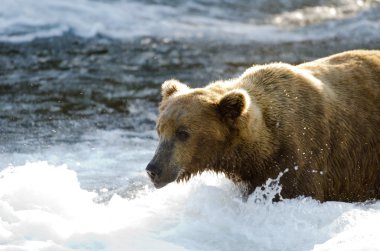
146,161 -> 161,181
146,161 -> 170,189
145,160 -> 176,189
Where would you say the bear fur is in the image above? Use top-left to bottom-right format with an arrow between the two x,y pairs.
146,50 -> 380,202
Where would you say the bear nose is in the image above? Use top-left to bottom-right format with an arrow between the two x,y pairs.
146,162 -> 159,180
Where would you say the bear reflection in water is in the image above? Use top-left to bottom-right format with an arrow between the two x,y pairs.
146,50 -> 380,202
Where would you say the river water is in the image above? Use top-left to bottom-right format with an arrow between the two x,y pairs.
1,0 -> 380,250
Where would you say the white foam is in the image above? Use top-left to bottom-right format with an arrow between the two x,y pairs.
0,129 -> 157,192
0,0 -> 379,43
1,161 -> 379,251
272,1 -> 373,27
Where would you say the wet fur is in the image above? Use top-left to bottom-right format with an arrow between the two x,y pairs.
155,50 -> 380,202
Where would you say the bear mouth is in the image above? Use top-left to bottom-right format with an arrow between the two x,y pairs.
152,181 -> 168,189
148,166 -> 187,189
147,175 -> 169,189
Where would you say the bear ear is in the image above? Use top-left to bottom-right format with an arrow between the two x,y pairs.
161,79 -> 189,99
217,90 -> 250,120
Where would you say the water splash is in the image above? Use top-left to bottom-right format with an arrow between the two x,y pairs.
1,162 -> 379,250
249,168 -> 289,204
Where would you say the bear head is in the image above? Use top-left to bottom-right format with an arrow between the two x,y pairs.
146,79 -> 252,188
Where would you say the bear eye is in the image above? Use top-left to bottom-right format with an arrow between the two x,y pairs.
175,129 -> 190,141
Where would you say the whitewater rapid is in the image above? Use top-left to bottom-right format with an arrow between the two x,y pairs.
0,160 -> 380,251
1,0 -> 379,43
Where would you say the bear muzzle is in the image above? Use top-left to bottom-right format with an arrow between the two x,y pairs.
145,161 -> 170,189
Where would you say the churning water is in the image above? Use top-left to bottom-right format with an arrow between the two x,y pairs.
1,0 -> 380,250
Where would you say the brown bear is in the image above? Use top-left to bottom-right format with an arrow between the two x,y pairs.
146,50 -> 380,202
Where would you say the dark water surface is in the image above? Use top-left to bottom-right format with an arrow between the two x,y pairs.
2,34 -> 380,154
